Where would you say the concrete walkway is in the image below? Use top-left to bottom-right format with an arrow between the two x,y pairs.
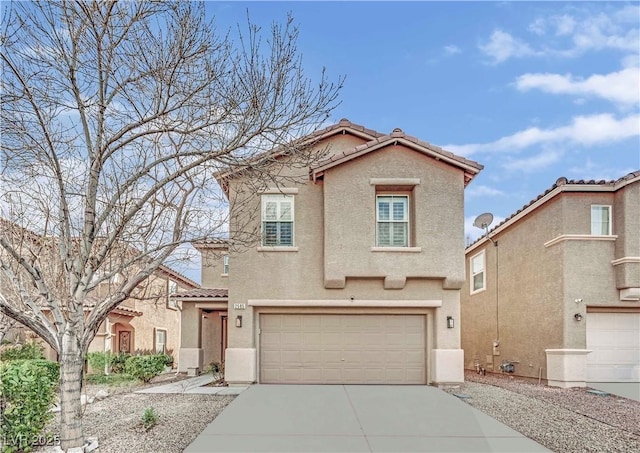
185,385 -> 549,452
135,374 -> 247,395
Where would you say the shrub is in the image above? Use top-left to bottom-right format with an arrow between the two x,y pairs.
110,353 -> 130,374
84,373 -> 136,386
0,359 -> 60,452
0,342 -> 45,361
141,407 -> 159,430
86,351 -> 113,373
124,355 -> 166,383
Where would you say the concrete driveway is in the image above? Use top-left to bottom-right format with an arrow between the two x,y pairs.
185,385 -> 548,452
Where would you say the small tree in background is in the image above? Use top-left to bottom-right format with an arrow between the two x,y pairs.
0,1 -> 342,449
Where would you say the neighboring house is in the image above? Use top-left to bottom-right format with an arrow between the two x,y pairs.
0,218 -> 200,367
461,172 -> 640,388
85,265 -> 200,367
179,119 -> 483,385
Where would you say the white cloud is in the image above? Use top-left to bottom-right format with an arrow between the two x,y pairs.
502,149 -> 562,173
554,15 -> 577,36
568,159 -> 637,181
466,185 -> 505,198
479,30 -> 539,64
484,6 -> 639,63
515,67 -> 640,106
444,45 -> 461,55
445,113 -> 640,156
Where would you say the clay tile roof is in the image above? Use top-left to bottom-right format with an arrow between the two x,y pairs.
83,298 -> 143,317
466,170 -> 640,250
171,288 -> 228,299
311,127 -> 483,186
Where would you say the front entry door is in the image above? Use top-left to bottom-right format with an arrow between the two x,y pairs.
119,331 -> 131,353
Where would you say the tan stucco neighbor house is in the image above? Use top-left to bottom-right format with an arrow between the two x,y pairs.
181,119 -> 483,385
462,171 -> 640,388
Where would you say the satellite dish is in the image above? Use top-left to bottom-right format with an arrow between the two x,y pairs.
473,212 -> 494,230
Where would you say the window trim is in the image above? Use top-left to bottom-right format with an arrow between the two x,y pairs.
470,250 -> 486,294
376,193 -> 410,247
222,255 -> 229,276
167,279 -> 178,310
154,328 -> 167,354
590,205 -> 612,236
261,194 -> 295,247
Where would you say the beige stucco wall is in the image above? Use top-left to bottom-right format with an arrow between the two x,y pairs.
223,133 -> 469,383
614,182 -> 640,290
462,197 -> 565,379
201,248 -> 229,289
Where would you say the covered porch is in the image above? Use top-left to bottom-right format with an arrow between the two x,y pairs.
172,288 -> 228,373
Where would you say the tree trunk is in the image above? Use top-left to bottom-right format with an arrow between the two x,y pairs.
59,330 -> 85,451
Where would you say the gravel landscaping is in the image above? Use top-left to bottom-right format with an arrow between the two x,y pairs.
34,371 -> 639,452
445,371 -> 640,453
40,374 -> 234,453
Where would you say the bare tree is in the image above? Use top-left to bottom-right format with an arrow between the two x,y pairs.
0,1 -> 341,449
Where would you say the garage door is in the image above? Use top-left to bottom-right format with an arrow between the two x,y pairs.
260,314 -> 426,384
586,312 -> 640,382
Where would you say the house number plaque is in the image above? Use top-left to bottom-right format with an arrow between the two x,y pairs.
233,303 -> 246,310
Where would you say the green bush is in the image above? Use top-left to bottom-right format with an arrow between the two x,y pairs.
86,351 -> 112,373
111,353 -> 130,374
84,373 -> 136,386
0,342 -> 45,361
86,352 -> 131,375
124,355 -> 166,383
141,407 -> 159,430
0,359 -> 60,452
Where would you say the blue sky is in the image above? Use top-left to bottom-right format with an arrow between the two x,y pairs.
207,1 -> 639,245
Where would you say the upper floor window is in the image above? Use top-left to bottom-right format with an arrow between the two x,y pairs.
376,195 -> 409,247
223,255 -> 229,275
470,250 -> 485,294
262,194 -> 294,246
167,279 -> 178,309
591,205 -> 611,235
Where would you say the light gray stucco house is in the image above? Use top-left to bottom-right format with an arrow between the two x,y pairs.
462,171 -> 640,388
176,119 -> 483,385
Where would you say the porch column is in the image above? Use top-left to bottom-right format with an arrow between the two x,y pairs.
178,302 -> 203,372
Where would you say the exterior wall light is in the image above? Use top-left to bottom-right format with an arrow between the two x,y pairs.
446,316 -> 454,329
235,315 -> 243,328
574,313 -> 583,322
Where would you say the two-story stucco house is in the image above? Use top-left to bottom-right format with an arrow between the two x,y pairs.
183,119 -> 483,385
461,172 -> 640,388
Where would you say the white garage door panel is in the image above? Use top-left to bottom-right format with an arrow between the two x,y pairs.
586,313 -> 640,383
260,314 -> 426,384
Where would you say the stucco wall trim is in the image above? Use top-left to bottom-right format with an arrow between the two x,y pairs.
248,299 -> 442,308
259,187 -> 299,195
370,246 -> 422,253
544,234 -> 618,248
369,178 -> 421,186
611,256 -> 640,266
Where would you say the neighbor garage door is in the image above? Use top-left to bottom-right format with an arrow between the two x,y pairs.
586,312 -> 640,382
260,314 -> 426,384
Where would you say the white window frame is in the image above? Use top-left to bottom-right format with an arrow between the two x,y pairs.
470,250 -> 486,294
222,255 -> 229,275
154,328 -> 167,354
167,279 -> 178,309
590,205 -> 612,236
261,194 -> 295,246
376,194 -> 410,247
